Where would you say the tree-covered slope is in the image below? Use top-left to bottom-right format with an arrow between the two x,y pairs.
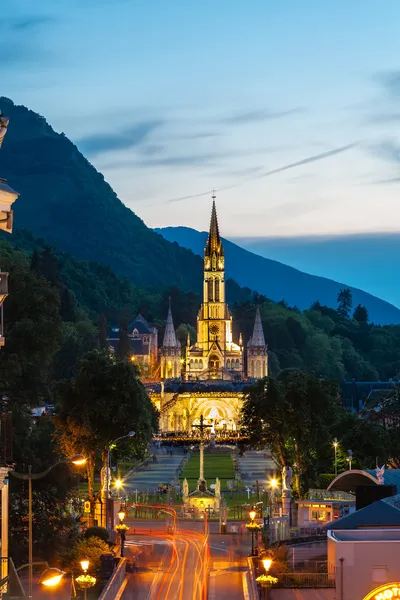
0,97 -> 202,291
156,226 -> 400,326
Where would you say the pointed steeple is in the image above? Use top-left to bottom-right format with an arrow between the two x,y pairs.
249,307 -> 266,347
163,298 -> 179,348
204,192 -> 224,262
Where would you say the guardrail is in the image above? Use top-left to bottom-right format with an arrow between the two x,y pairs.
246,557 -> 260,600
98,558 -> 127,600
274,573 -> 335,588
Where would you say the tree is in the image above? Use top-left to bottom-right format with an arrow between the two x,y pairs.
117,318 -> 131,361
353,304 -> 369,324
241,371 -> 341,493
337,288 -> 352,318
54,350 -> 157,510
98,314 -> 108,350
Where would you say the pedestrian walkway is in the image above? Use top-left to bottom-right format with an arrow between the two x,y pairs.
237,450 -> 277,488
124,448 -> 185,492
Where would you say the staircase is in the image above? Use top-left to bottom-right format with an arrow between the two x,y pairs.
237,450 -> 277,488
124,447 -> 185,492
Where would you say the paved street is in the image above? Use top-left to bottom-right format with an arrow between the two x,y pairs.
120,519 -> 251,599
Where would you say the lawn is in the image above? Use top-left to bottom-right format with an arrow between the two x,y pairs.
180,451 -> 235,491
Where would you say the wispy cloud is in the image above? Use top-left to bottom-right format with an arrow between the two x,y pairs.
376,70 -> 400,99
77,121 -> 163,156
160,143 -> 356,205
372,139 -> 400,164
220,108 -> 305,125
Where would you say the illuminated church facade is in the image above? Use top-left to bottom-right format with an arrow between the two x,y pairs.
110,197 -> 268,434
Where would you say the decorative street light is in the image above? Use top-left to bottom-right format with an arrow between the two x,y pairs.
333,438 -> 339,477
106,432 -> 135,521
116,509 -> 127,557
347,449 -> 353,471
76,558 -> 96,600
10,454 -> 87,600
256,558 -> 277,599
247,508 -> 260,557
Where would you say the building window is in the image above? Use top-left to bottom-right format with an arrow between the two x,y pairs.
199,359 -> 203,369
226,359 -> 231,369
208,279 -> 213,302
132,328 -> 139,338
215,279 -> 220,301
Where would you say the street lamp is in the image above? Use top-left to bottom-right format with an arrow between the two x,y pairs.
117,509 -> 126,557
248,509 -> 257,556
269,478 -> 278,517
262,558 -> 272,572
10,454 -> 87,600
106,432 -> 135,528
77,558 -> 96,600
333,438 -> 339,477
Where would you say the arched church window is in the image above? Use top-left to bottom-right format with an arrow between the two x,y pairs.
215,278 -> 220,301
195,359 -> 198,368
132,328 -> 139,338
199,359 -> 203,369
208,278 -> 213,302
236,359 -> 240,367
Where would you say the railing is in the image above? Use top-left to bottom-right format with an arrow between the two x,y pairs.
274,572 -> 335,588
97,558 -> 127,600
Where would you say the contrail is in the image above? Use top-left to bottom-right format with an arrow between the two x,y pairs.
160,143 -> 356,205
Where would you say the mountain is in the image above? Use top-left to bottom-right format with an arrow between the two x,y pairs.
0,97 -> 202,291
155,226 -> 400,325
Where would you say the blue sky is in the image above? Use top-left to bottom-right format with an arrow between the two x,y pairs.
2,0 -> 400,240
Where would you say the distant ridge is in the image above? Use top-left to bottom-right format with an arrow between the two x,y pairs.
155,226 -> 400,325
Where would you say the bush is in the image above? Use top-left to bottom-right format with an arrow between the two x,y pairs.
84,526 -> 109,542
70,537 -> 112,575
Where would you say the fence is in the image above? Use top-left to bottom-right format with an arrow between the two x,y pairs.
97,558 -> 127,600
274,573 -> 335,588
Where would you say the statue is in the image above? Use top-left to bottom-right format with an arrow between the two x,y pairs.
215,477 -> 221,498
376,465 -> 385,485
282,466 -> 293,491
100,465 -> 111,494
183,478 -> 189,498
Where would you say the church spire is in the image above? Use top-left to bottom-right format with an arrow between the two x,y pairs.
204,192 -> 224,262
249,306 -> 266,347
163,298 -> 179,348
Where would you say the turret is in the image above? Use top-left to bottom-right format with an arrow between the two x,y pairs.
160,300 -> 181,379
247,307 -> 268,379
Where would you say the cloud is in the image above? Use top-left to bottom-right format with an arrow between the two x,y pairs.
220,108 -> 305,125
376,71 -> 400,99
372,139 -> 400,164
9,16 -> 54,30
160,143 -> 356,205
77,121 -> 163,156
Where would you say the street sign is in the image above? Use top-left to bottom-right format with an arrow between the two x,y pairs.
84,501 -> 91,513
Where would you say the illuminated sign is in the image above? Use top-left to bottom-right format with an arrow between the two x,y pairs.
363,584 -> 400,600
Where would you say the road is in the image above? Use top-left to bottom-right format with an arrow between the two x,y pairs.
121,519 -> 250,600
122,520 -> 209,600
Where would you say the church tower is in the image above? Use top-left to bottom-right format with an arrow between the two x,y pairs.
247,306 -> 268,378
185,194 -> 243,380
160,300 -> 181,379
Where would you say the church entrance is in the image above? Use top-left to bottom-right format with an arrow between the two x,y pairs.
209,355 -> 220,370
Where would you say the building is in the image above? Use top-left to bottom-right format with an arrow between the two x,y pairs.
327,495 -> 400,600
296,489 -> 355,529
108,314 -> 159,377
108,196 -> 268,434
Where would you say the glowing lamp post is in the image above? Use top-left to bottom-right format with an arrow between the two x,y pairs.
246,508 -> 260,557
116,509 -> 128,557
10,454 -> 87,600
256,558 -> 277,599
333,438 -> 339,477
76,558 -> 96,600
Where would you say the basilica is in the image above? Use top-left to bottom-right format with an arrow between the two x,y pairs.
109,197 -> 268,434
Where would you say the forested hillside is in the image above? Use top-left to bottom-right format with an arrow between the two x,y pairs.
1,235 -> 399,385
0,97 -> 202,291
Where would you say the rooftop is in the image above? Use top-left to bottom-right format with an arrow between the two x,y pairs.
326,494 -> 400,530
329,529 -> 400,542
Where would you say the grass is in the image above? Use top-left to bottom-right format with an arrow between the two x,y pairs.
180,451 -> 235,491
